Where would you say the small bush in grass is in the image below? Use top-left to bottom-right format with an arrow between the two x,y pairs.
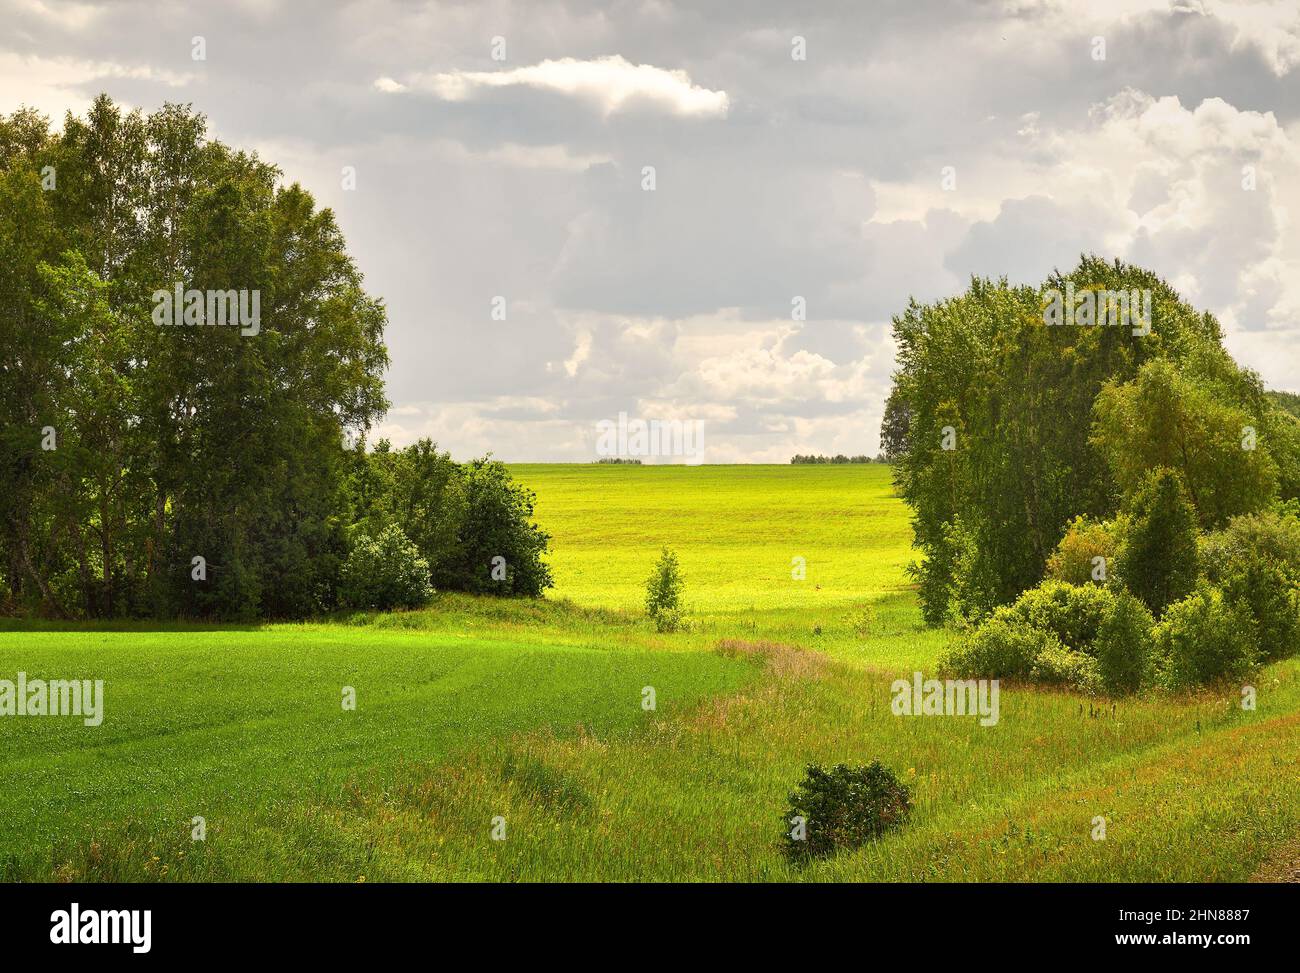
1154,583 -> 1259,691
645,547 -> 684,632
781,762 -> 911,863
941,612 -> 1061,680
339,525 -> 433,611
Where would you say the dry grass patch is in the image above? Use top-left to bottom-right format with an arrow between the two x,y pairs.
715,639 -> 829,680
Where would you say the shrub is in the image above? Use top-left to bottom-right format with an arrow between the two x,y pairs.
339,525 -> 433,611
435,458 -> 554,597
1093,589 -> 1156,694
1046,515 -> 1123,587
1201,507 -> 1300,662
952,581 -> 1154,695
1005,581 -> 1115,655
781,762 -> 911,863
941,613 -> 1061,679
645,547 -> 684,632
1029,643 -> 1101,694
1114,468 -> 1200,616
1154,583 -> 1259,690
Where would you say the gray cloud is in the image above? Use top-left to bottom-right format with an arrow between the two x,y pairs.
3,0 -> 1298,459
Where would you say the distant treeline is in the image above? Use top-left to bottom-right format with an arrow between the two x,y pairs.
790,454 -> 885,464
595,457 -> 643,464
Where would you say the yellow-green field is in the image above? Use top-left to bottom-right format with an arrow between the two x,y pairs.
1,463 -> 1297,881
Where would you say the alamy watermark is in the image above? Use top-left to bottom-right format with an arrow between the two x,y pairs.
1041,283 -> 1152,336
596,411 -> 704,463
891,671 -> 1000,726
1,672 -> 103,726
50,903 -> 150,953
152,284 -> 261,336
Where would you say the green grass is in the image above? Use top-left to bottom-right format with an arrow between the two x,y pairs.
1,463 -> 1296,881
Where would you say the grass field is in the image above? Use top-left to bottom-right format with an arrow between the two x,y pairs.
1,463 -> 1297,881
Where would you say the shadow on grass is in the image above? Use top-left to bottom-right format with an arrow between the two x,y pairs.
0,617 -> 263,633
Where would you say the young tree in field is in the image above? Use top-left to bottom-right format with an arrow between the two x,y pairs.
645,547 -> 684,632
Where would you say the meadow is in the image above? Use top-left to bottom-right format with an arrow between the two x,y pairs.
1,463 -> 1296,882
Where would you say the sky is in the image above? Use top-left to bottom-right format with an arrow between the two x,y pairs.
2,0 -> 1299,462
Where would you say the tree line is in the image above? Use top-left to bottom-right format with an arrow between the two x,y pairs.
885,256 -> 1300,691
0,97 -> 549,620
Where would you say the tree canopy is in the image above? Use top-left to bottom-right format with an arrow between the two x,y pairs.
885,255 -> 1300,625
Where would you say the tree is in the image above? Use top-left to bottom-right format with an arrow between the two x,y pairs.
0,97 -> 389,619
645,547 -> 683,632
435,458 -> 553,597
886,255 -> 1277,625
1091,358 -> 1278,527
1114,468 -> 1200,617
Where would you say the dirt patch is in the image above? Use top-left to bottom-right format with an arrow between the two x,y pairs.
1251,836 -> 1300,883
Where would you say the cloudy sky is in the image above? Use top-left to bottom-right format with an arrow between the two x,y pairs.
3,0 -> 1299,462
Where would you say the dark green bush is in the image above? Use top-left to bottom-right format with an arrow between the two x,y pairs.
339,525 -> 433,611
1154,583 -> 1259,690
1093,588 -> 1156,694
781,762 -> 911,862
1114,468 -> 1200,616
436,458 -> 554,597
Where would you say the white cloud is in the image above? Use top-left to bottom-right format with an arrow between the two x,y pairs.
376,55 -> 729,118
0,52 -> 190,117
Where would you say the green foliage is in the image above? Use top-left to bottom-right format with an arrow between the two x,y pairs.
0,98 -> 388,620
949,581 -> 1154,695
441,458 -> 553,597
781,762 -> 911,863
941,613 -> 1061,680
886,256 -> 1284,625
339,525 -> 433,611
1113,468 -> 1199,616
346,442 -> 553,599
1092,359 -> 1278,527
1154,583 -> 1259,691
1201,507 -> 1300,662
1046,515 -> 1122,586
645,547 -> 684,632
1030,643 -> 1101,693
1005,580 -> 1115,654
790,454 -> 876,464
1269,390 -> 1300,420
1094,588 -> 1156,694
